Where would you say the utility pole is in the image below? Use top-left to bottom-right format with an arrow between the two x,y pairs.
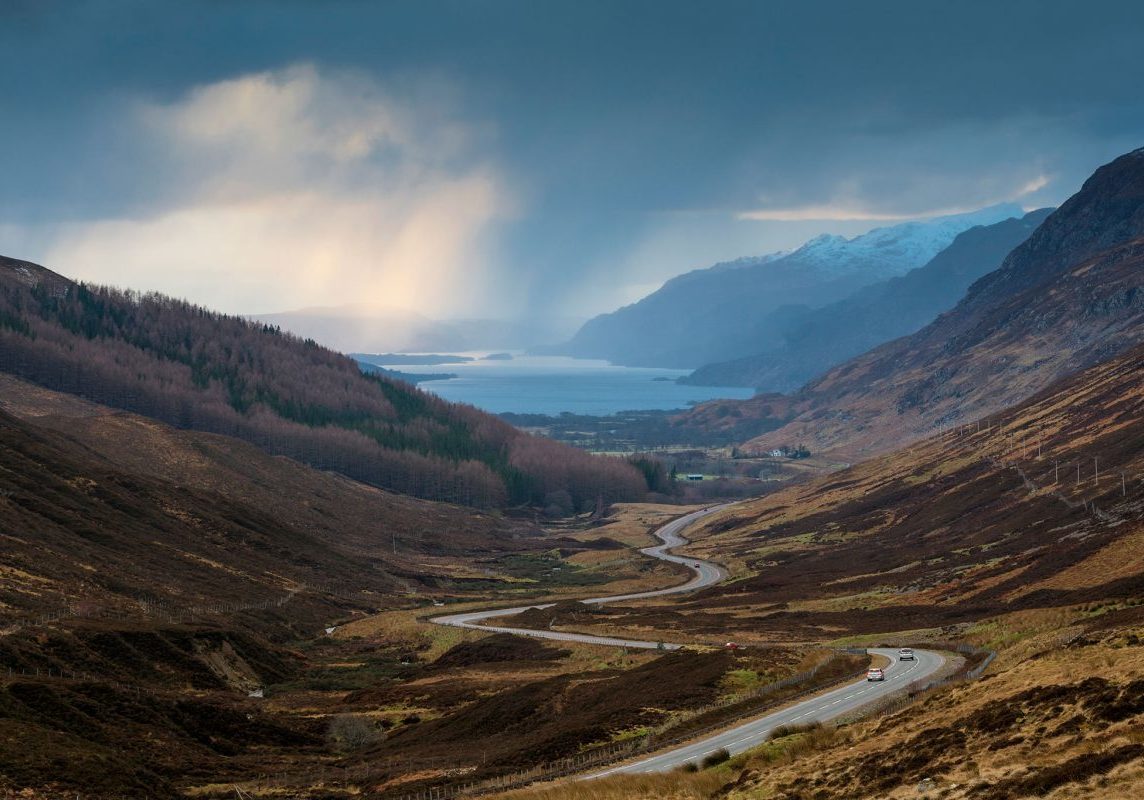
1054,460 -> 1059,484
1077,462 -> 1081,486
1094,456 -> 1100,486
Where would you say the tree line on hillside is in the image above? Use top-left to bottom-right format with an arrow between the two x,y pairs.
0,273 -> 647,508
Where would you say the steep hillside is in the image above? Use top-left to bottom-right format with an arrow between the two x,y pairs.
0,256 -> 647,508
683,209 -> 1051,391
0,376 -> 544,627
675,341 -> 1144,642
554,204 -> 1021,369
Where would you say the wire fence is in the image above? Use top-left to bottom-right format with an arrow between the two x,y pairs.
1,664 -> 152,696
939,415 -> 1144,525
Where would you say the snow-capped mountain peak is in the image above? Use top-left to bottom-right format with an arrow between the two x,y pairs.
787,202 -> 1025,279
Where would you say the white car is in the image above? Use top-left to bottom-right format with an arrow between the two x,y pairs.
898,647 -> 915,661
866,668 -> 885,681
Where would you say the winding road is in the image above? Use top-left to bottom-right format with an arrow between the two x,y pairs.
431,505 -> 727,650
430,505 -> 946,774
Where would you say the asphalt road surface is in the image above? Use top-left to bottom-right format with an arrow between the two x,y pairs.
429,505 -> 946,773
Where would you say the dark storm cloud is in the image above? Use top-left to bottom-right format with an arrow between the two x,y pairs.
2,0 -> 1143,319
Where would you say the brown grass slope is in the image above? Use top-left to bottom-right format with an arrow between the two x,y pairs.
0,375 -> 539,627
0,620 -> 324,798
375,649 -> 738,771
677,147 -> 1144,460
0,379 -> 651,798
669,338 -> 1144,644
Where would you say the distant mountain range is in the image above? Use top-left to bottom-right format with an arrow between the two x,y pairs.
682,208 -> 1053,391
678,146 -> 1144,458
551,203 -> 1025,369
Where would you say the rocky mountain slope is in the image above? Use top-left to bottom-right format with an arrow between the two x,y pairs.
0,255 -> 647,508
682,209 -> 1052,391
553,204 -> 1022,369
674,147 -> 1144,459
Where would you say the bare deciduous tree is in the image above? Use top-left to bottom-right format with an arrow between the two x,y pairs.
326,714 -> 380,751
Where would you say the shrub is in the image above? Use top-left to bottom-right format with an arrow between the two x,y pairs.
769,721 -> 822,740
701,748 -> 731,768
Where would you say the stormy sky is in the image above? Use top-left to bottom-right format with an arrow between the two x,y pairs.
2,0 -> 1143,326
